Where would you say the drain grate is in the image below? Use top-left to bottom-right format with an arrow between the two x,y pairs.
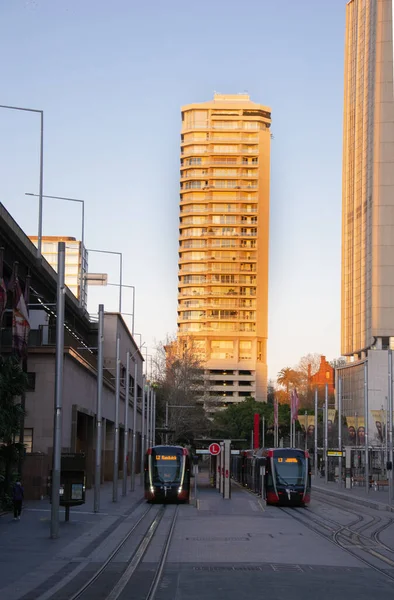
193,566 -> 263,572
186,536 -> 249,542
271,564 -> 304,573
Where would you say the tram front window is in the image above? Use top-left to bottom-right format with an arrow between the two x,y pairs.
152,453 -> 182,483
274,457 -> 305,486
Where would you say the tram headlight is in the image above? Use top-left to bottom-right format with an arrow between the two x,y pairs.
178,486 -> 182,495
150,486 -> 154,494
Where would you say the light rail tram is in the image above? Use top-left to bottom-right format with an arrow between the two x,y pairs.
144,445 -> 191,503
232,447 -> 311,506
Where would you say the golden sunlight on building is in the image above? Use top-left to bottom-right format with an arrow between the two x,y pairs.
342,0 -> 394,358
177,93 -> 271,404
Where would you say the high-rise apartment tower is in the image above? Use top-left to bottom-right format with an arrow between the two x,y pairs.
29,235 -> 88,308
342,0 -> 394,357
177,93 -> 271,403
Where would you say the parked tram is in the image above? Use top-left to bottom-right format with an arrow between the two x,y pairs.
231,447 -> 311,506
263,448 -> 311,506
144,445 -> 191,503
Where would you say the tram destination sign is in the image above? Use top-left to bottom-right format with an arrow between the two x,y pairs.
327,451 -> 343,457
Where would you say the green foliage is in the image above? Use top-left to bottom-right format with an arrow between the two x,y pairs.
0,355 -> 28,508
0,355 -> 27,443
210,398 -> 293,445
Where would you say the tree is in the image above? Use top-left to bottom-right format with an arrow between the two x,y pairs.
0,355 -> 27,507
330,357 -> 346,369
152,336 -> 210,445
277,367 -> 301,394
211,398 -> 292,447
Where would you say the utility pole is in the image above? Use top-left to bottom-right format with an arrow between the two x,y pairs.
122,351 -> 130,497
131,360 -> 138,492
165,401 -> 169,445
140,379 -> 146,485
338,374 -> 342,488
389,350 -> 393,504
94,304 -> 104,512
364,361 -> 369,495
113,334 -> 120,502
324,383 -> 328,484
50,242 -> 65,539
314,388 -> 318,477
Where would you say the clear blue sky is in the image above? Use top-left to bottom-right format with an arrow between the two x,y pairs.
0,0 -> 346,380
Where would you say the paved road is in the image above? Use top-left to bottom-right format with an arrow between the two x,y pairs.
2,472 -> 394,599
144,473 -> 394,600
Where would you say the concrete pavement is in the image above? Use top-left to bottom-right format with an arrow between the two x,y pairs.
2,471 -> 394,599
312,474 -> 394,512
0,477 -> 145,600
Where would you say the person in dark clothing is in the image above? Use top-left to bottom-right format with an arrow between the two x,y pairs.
12,481 -> 24,520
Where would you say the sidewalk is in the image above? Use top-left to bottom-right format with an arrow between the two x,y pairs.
312,475 -> 394,512
0,476 -> 145,600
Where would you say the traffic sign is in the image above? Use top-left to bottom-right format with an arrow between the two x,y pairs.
209,442 -> 221,455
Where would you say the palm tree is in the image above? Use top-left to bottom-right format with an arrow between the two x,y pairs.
277,367 -> 300,395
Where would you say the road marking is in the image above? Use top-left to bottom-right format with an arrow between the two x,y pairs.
25,508 -> 111,515
368,549 -> 394,567
249,500 -> 258,512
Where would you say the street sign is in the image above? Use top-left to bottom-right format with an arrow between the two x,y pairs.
209,442 -> 221,455
84,273 -> 108,285
327,451 -> 343,457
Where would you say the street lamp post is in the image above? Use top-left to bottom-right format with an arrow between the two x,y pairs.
122,351 -> 130,497
107,284 -> 135,334
113,333 -> 121,502
140,378 -> 146,485
87,249 -> 123,313
50,242 -> 65,539
0,104 -> 44,257
25,193 -> 85,308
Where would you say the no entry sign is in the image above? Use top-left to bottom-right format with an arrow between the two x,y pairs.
209,442 -> 221,455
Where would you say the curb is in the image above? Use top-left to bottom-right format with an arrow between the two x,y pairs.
313,484 -> 394,513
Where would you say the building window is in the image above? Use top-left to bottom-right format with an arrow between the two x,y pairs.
26,372 -> 36,391
14,428 -> 33,453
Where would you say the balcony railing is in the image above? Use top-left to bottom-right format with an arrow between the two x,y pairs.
181,136 -> 259,144
180,192 -> 258,201
179,230 -> 258,239
181,159 -> 258,168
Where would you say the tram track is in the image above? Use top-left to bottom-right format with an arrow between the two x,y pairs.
65,503 -> 159,600
279,505 -> 394,582
63,503 -> 179,600
313,489 -> 394,550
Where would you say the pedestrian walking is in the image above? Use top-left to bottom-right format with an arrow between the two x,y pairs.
12,481 -> 24,520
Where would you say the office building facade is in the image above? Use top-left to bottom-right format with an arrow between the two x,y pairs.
342,0 -> 394,357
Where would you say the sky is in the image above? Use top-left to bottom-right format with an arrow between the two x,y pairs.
0,0 -> 346,381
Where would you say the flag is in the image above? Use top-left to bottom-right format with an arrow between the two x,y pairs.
11,273 -> 30,358
292,388 -> 299,421
274,399 -> 278,427
0,275 -> 6,324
